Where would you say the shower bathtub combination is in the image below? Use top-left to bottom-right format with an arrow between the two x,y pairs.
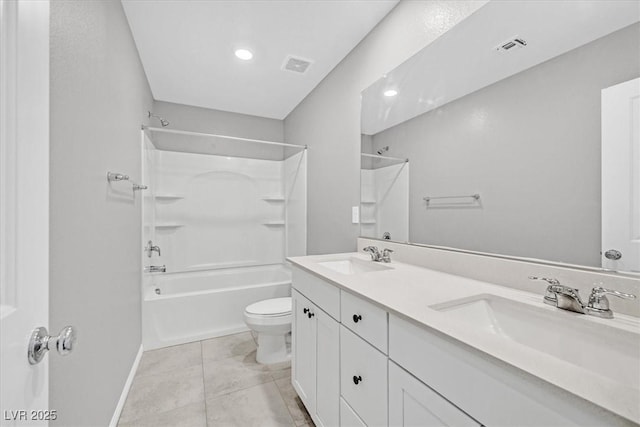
141,127 -> 307,350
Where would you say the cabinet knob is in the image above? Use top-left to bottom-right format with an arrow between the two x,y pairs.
353,375 -> 362,385
352,314 -> 362,323
307,310 -> 315,319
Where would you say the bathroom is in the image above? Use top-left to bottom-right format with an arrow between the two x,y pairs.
1,0 -> 639,426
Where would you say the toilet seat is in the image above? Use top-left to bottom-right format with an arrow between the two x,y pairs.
243,297 -> 292,364
245,297 -> 291,317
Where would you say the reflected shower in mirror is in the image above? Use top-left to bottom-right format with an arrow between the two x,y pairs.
360,137 -> 409,242
360,1 -> 640,272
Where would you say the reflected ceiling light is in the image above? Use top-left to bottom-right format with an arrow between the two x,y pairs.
384,89 -> 398,97
235,49 -> 253,60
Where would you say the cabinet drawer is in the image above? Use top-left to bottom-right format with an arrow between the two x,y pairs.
340,397 -> 367,427
292,266 -> 340,320
341,290 -> 388,353
340,326 -> 387,426
389,361 -> 480,427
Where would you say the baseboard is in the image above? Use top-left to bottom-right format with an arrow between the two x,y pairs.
143,325 -> 250,350
109,344 -> 143,427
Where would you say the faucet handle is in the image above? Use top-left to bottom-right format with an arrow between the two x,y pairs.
587,286 -> 636,318
588,286 -> 636,308
381,248 -> 393,263
590,286 -> 636,300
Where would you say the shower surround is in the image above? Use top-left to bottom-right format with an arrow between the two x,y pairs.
141,128 -> 306,349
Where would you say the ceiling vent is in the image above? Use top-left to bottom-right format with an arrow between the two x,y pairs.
495,36 -> 527,52
282,55 -> 313,74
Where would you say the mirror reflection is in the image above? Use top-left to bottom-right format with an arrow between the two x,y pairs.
360,1 -> 640,272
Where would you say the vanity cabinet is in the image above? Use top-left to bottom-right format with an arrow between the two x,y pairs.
291,262 -> 637,427
388,361 -> 480,427
292,268 -> 340,427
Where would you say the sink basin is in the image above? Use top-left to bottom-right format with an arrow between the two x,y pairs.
318,257 -> 392,275
431,294 -> 640,390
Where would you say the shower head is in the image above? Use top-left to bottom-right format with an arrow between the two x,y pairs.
377,146 -> 389,155
148,111 -> 170,127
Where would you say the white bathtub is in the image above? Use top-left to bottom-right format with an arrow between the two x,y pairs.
142,264 -> 291,350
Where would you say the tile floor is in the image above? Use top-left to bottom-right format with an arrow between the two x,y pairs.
118,332 -> 313,427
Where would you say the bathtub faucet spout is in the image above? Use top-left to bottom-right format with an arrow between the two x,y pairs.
145,265 -> 166,273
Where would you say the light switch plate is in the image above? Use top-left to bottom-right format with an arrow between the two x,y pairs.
352,206 -> 360,224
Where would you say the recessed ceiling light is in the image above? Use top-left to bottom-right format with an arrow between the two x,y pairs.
235,49 -> 253,60
384,89 -> 398,97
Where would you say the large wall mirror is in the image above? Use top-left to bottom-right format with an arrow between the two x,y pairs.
360,1 -> 640,273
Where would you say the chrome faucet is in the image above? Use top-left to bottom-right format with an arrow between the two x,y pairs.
145,240 -> 161,258
145,265 -> 166,273
363,246 -> 393,263
529,276 -> 636,318
363,246 -> 381,261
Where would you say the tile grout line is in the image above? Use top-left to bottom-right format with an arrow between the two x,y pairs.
272,377 -> 298,427
200,340 -> 209,427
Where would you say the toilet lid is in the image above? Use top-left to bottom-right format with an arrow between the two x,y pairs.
246,297 -> 292,316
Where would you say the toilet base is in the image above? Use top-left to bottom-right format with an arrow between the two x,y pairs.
256,333 -> 291,364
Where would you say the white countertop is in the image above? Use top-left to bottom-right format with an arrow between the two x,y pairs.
287,252 -> 640,424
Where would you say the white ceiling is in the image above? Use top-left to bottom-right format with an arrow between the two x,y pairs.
361,0 -> 640,135
122,0 -> 399,120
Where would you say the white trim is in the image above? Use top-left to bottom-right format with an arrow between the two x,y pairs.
109,345 -> 144,427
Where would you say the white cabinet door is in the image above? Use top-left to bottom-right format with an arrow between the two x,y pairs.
602,77 -> 640,272
292,290 -> 317,412
389,362 -> 481,427
340,326 -> 388,427
315,308 -> 340,427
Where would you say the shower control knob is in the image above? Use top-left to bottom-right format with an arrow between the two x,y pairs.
604,249 -> 622,260
307,310 -> 315,319
303,308 -> 310,314
353,375 -> 362,385
353,314 -> 362,323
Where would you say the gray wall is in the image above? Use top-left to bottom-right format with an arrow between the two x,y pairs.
153,100 -> 284,141
284,1 -> 486,254
50,1 -> 153,425
370,23 -> 640,267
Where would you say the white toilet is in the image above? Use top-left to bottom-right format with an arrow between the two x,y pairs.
243,297 -> 292,364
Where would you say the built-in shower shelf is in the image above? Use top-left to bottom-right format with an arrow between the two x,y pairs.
262,221 -> 285,226
155,223 -> 185,229
262,196 -> 285,202
155,194 -> 184,200
360,220 -> 377,225
360,200 -> 377,204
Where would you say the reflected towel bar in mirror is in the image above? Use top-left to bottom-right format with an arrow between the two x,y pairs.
423,193 -> 480,204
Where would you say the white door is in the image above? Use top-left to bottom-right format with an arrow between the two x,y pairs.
602,78 -> 640,272
0,0 -> 51,425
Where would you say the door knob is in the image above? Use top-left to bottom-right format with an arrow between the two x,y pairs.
604,249 -> 622,260
28,326 -> 77,365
